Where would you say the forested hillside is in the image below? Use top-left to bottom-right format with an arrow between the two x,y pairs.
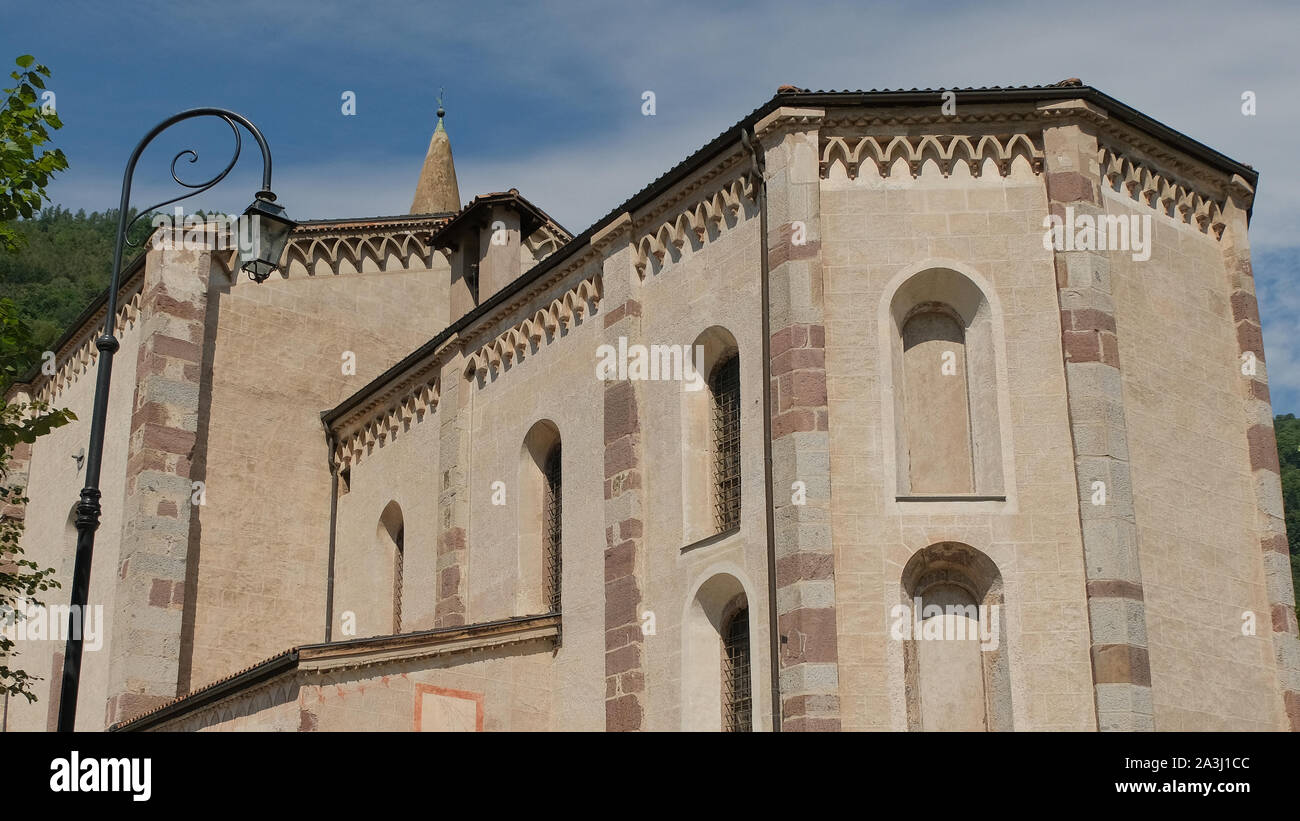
1274,413 -> 1300,603
0,206 -> 154,374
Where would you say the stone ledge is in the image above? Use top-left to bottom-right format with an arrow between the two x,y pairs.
110,613 -> 560,732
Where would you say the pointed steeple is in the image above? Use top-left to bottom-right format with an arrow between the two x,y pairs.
410,93 -> 461,214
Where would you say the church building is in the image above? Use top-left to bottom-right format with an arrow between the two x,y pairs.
4,81 -> 1297,732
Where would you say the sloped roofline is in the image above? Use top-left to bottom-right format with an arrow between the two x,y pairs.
428,189 -> 570,249
109,613 -> 560,731
324,82 -> 1256,427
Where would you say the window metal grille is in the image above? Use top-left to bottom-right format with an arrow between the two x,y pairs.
543,444 -> 562,613
711,354 -> 741,532
722,606 -> 752,732
466,262 -> 479,304
393,525 -> 404,633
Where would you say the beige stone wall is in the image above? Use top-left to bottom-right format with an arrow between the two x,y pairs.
1105,190 -> 1282,730
327,266 -> 610,729
333,409 -> 441,640
16,100 -> 1291,735
186,253 -> 450,691
325,164 -> 777,732
630,190 -> 774,731
820,134 -> 1097,731
460,270 -> 607,729
462,271 -> 604,625
6,292 -> 143,731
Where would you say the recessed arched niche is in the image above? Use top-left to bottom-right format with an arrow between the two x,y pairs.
899,542 -> 1012,731
887,267 -> 1005,498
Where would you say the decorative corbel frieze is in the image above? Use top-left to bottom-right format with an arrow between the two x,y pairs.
632,174 -> 757,278
1098,143 -> 1228,239
463,271 -> 604,382
819,132 -> 1044,179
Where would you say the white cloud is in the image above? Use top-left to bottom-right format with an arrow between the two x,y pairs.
36,0 -> 1300,410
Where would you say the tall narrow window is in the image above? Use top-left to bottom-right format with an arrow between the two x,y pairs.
392,524 -> 404,633
721,604 -> 751,732
521,421 -> 561,615
465,231 -> 481,305
378,501 -> 404,635
466,263 -> 480,304
542,443 -> 562,613
711,354 -> 740,532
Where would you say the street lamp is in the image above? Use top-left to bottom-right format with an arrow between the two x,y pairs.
56,108 -> 294,732
240,194 -> 295,283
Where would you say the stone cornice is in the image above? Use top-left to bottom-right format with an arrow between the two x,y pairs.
1098,143 -> 1227,239
460,245 -> 603,350
821,103 -> 1049,132
755,106 -> 826,141
294,214 -> 451,234
297,613 -> 560,672
821,132 -> 1044,179
819,101 -> 1242,201
463,270 -> 604,383
633,170 -> 758,278
331,363 -> 440,469
282,225 -> 441,276
631,147 -> 751,235
329,330 -> 463,468
591,212 -> 633,251
28,272 -> 146,406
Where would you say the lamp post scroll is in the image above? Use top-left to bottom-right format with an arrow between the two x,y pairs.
56,108 -> 294,732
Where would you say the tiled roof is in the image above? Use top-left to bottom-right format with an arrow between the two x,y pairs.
292,212 -> 454,232
106,647 -> 299,731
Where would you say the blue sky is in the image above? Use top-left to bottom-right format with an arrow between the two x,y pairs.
5,0 -> 1299,409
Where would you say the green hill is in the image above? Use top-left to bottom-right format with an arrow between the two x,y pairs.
0,206 -> 156,374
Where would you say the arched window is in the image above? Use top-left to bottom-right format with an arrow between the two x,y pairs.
393,525 -> 404,631
721,599 -> 752,732
682,326 -> 741,545
542,442 -> 562,613
683,573 -> 757,731
378,501 -> 404,634
710,354 -> 741,532
520,420 -> 562,615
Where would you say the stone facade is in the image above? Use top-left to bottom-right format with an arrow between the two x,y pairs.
4,84 -> 1295,732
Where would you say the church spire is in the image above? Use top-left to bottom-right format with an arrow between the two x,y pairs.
410,91 -> 461,214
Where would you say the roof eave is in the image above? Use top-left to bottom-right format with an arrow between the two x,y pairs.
327,85 -> 1265,428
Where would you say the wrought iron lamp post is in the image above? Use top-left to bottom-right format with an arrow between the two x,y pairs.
56,108 -> 295,732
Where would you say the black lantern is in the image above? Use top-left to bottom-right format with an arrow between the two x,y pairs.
240,193 -> 295,282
